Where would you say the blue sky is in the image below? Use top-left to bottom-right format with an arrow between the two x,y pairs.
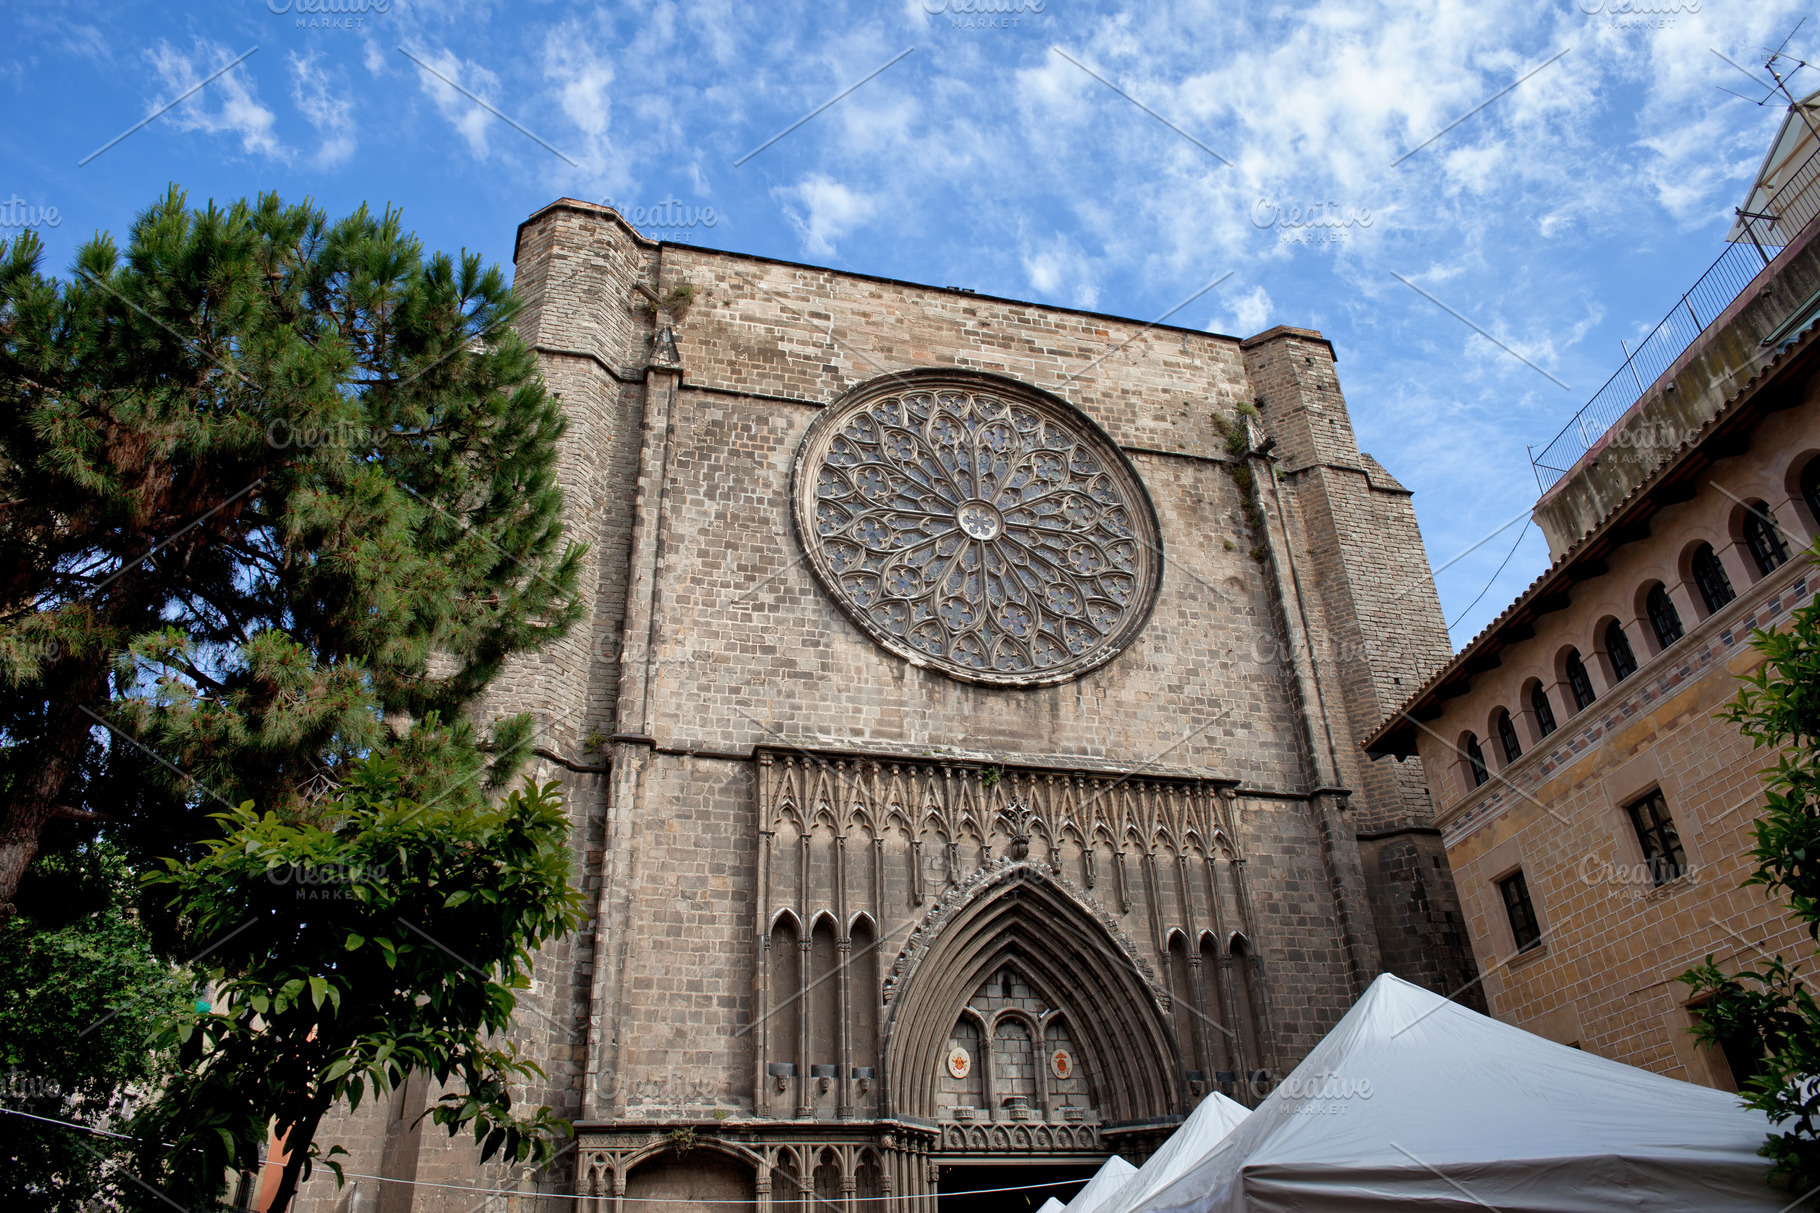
4,0 -> 1812,651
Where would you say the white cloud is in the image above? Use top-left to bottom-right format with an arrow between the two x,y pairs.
540,20 -> 622,194
545,27 -> 612,141
1022,239 -> 1102,310
400,42 -> 499,160
145,39 -> 282,160
1217,284 -> 1274,337
289,51 -> 356,168
777,174 -> 878,258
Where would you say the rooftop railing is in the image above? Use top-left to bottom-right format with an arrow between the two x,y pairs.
1529,142 -> 1820,492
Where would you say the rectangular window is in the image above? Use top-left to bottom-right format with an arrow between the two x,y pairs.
1498,870 -> 1542,952
1626,790 -> 1688,886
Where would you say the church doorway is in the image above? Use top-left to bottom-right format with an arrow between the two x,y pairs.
936,1161 -> 1100,1213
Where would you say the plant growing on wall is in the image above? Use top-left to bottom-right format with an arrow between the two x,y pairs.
1682,540 -> 1820,1191
1211,404 -> 1268,562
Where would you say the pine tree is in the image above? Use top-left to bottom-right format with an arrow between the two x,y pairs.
0,187 -> 584,914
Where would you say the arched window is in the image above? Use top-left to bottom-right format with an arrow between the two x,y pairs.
1803,457 -> 1820,527
1691,543 -> 1735,613
810,916 -> 840,1108
1167,935 -> 1201,1076
851,917 -> 880,1114
1463,733 -> 1489,788
1646,584 -> 1683,648
1228,934 -> 1267,1084
768,913 -> 802,1113
1743,506 -> 1790,575
1605,620 -> 1637,682
1531,682 -> 1558,737
1565,649 -> 1596,712
1495,709 -> 1522,764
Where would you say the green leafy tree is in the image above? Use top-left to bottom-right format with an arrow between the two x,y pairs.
0,186 -> 584,915
134,759 -> 583,1213
1682,540 -> 1820,1190
0,841 -> 191,1210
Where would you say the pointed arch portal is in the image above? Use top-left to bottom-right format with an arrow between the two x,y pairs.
882,866 -> 1183,1126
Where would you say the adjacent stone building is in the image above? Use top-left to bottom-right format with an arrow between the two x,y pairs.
1363,122 -> 1820,1092
300,200 -> 1475,1212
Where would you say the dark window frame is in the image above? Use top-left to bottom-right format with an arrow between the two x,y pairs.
1495,709 -> 1522,765
1565,649 -> 1597,713
1498,870 -> 1542,952
1646,584 -> 1683,649
1531,682 -> 1558,737
1463,733 -> 1489,788
1742,506 -> 1790,576
1626,788 -> 1688,887
1605,620 -> 1638,682
1692,542 -> 1735,614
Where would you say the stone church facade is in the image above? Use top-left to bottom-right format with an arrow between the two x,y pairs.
298,200 -> 1477,1212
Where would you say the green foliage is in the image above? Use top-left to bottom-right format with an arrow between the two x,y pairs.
134,758 -> 584,1211
0,842 -> 190,1211
0,186 -> 584,912
1210,409 -> 1268,550
1210,410 -> 1251,461
665,1126 -> 699,1155
1681,542 -> 1820,1190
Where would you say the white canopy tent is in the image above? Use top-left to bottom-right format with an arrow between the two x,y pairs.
1063,1153 -> 1137,1213
1036,1200 -> 1067,1213
1135,974 -> 1786,1213
1101,1092 -> 1250,1213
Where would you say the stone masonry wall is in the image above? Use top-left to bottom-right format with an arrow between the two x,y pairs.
301,200 -> 1478,1207
1420,392 -> 1820,1081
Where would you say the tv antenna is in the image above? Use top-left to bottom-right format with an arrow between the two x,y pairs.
1712,19 -> 1819,143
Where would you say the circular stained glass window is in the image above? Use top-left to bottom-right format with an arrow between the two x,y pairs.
791,372 -> 1162,687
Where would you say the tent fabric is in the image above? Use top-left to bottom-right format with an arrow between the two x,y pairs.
1036,1200 -> 1067,1213
1064,1154 -> 1138,1213
1135,973 -> 1785,1213
1101,1092 -> 1250,1213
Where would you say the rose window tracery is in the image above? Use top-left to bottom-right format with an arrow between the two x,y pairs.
791,374 -> 1162,686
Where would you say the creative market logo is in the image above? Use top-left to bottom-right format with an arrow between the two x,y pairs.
1252,198 -> 1374,247
603,196 -> 720,232
922,0 -> 1047,31
0,195 -> 61,229
265,0 -> 391,32
268,860 -> 389,899
1577,0 -> 1700,30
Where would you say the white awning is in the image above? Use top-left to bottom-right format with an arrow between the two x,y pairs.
1135,973 -> 1784,1213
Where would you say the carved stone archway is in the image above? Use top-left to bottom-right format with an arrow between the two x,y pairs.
881,861 -> 1182,1126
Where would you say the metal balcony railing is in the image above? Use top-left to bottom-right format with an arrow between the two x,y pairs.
1529,142 -> 1820,491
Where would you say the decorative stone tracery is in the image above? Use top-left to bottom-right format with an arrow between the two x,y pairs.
752,747 -> 1280,1135
884,855 -> 1164,1011
791,370 -> 1163,686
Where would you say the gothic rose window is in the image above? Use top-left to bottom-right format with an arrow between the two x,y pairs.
792,374 -> 1162,686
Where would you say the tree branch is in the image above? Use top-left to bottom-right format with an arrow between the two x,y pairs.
49,804 -> 113,823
